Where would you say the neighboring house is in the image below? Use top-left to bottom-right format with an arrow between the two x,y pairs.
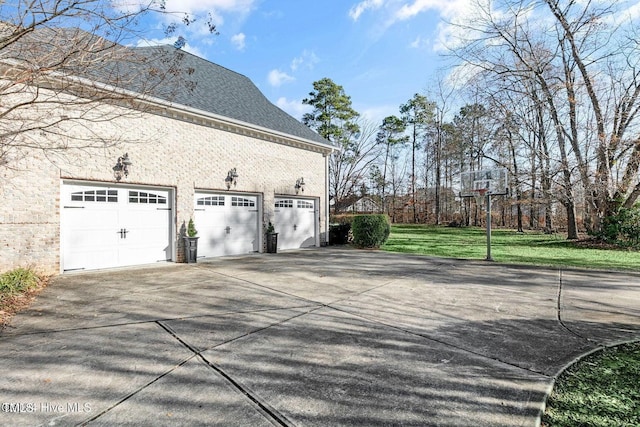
0,30 -> 335,274
343,197 -> 381,214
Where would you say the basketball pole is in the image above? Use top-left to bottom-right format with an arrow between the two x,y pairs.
486,193 -> 493,261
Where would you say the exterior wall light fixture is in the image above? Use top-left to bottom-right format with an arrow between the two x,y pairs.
113,153 -> 132,181
225,168 -> 238,190
295,177 -> 305,194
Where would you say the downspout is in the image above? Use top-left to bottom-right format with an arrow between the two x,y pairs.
324,149 -> 333,246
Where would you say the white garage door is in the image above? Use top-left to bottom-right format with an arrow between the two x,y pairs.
194,193 -> 259,258
61,183 -> 173,272
274,197 -> 317,250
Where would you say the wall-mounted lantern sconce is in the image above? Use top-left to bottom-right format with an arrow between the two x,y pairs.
113,153 -> 132,181
295,177 -> 305,194
225,168 -> 238,190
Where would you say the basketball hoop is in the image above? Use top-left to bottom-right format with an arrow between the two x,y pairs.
473,188 -> 488,207
459,168 -> 507,262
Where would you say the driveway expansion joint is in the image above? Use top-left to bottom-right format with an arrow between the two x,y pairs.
155,320 -> 295,427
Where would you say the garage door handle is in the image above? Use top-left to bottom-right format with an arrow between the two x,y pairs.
225,226 -> 231,234
293,224 -> 297,231
117,228 -> 130,238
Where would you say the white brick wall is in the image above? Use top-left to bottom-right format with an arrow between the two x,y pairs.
0,94 -> 330,274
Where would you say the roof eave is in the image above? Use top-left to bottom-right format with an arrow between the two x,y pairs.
2,58 -> 337,154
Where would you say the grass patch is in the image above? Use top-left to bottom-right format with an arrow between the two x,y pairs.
0,267 -> 48,329
382,225 -> 640,271
542,342 -> 640,427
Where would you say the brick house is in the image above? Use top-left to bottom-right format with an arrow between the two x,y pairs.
0,36 -> 335,274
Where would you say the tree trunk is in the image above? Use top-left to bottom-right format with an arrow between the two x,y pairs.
434,126 -> 442,225
564,200 -> 579,240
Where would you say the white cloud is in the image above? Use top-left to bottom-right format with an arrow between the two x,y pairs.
135,37 -> 207,58
268,69 -> 295,87
359,0 -> 500,53
154,0 -> 255,14
602,0 -> 640,25
623,1 -> 640,20
276,97 -> 311,120
123,0 -> 256,36
231,32 -> 246,50
347,0 -> 473,51
290,50 -> 319,71
349,0 -> 384,21
180,43 -> 207,58
445,61 -> 486,89
394,0 -> 439,21
392,0 -> 470,23
409,35 -> 430,49
135,37 -> 174,47
358,104 -> 399,125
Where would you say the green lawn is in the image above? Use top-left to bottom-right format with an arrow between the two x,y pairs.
382,225 -> 640,271
541,342 -> 640,427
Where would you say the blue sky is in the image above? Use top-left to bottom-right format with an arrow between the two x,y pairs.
132,0 -> 640,126
137,0 -> 463,125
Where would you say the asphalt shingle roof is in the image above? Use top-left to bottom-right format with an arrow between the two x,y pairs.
3,25 -> 330,147
130,45 -> 330,146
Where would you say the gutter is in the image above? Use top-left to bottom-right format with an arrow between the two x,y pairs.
1,58 -> 336,154
324,146 -> 336,245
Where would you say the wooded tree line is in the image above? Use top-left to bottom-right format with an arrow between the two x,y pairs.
303,0 -> 640,241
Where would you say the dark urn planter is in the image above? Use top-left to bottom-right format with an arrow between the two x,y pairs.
329,223 -> 351,245
183,236 -> 199,263
266,232 -> 278,253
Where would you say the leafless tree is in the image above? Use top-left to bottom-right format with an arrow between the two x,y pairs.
328,119 -> 382,213
0,0 -> 217,168
447,0 -> 640,237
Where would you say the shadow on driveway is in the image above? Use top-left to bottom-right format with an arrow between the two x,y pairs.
1,247 -> 639,426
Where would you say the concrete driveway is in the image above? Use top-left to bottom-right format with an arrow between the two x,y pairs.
1,247 -> 639,426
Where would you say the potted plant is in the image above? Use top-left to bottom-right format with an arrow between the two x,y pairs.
184,218 -> 199,263
266,222 -> 278,253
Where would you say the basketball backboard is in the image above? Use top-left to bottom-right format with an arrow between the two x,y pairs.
460,168 -> 508,197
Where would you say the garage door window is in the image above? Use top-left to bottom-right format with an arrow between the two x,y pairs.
71,189 -> 118,203
232,196 -> 255,207
129,191 -> 167,204
297,200 -> 313,209
197,196 -> 225,206
275,199 -> 293,208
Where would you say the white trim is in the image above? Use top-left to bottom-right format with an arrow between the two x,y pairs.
273,195 -> 320,249
2,58 -> 336,155
60,180 -> 176,273
193,190 -> 262,256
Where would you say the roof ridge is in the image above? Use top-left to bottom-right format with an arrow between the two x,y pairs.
5,25 -> 333,148
131,44 -> 250,80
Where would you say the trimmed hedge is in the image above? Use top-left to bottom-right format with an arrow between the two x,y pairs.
351,214 -> 390,248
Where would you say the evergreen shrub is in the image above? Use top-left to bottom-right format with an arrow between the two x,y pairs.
351,214 -> 390,248
597,203 -> 640,247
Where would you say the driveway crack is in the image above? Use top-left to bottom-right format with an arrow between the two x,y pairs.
555,268 -> 598,344
325,304 -> 553,378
